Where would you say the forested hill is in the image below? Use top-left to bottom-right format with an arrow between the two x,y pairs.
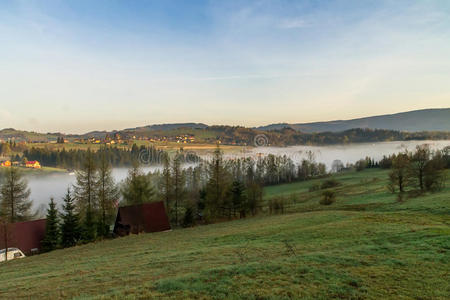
1,127 -> 450,147
123,123 -> 208,132
257,108 -> 450,133
1,109 -> 450,146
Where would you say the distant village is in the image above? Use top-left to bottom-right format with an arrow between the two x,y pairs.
0,132 -> 199,170
1,132 -> 197,145
0,159 -> 41,169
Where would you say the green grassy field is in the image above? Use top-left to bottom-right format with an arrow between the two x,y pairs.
20,166 -> 68,174
0,169 -> 449,299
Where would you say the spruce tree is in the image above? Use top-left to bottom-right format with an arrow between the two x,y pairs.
121,161 -> 154,205
97,150 -> 119,237
60,188 -> 81,248
0,167 -> 33,222
205,145 -> 231,219
159,153 -> 172,215
246,181 -> 263,216
73,149 -> 98,242
41,198 -> 60,252
172,152 -> 185,225
231,180 -> 246,218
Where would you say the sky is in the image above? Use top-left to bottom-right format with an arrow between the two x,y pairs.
0,0 -> 449,134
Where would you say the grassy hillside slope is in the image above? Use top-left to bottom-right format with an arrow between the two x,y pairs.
0,169 -> 449,299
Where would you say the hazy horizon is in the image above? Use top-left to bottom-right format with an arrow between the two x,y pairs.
1,0 -> 450,133
0,107 -> 448,135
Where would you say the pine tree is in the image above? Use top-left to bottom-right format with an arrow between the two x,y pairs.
172,152 -> 185,225
205,145 -> 231,219
0,167 -> 33,222
60,188 -> 81,248
230,180 -> 246,218
246,181 -> 263,216
97,150 -> 119,237
182,206 -> 194,228
73,149 -> 98,242
41,198 -> 60,252
159,153 -> 172,214
121,161 -> 154,205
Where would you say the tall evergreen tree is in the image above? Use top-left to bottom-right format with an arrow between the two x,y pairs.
97,150 -> 119,237
230,180 -> 246,218
205,145 -> 231,219
159,153 -> 172,214
172,152 -> 185,225
60,188 -> 81,248
0,167 -> 33,222
246,181 -> 263,216
73,149 -> 98,242
41,198 -> 60,252
121,161 -> 154,205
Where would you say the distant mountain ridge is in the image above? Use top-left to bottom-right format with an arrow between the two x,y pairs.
1,109 -> 449,142
257,108 -> 450,133
124,123 -> 208,132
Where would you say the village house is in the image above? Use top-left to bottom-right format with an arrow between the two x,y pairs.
25,161 -> 41,169
0,160 -> 11,167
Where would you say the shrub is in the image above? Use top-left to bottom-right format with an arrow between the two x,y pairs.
182,207 -> 195,228
308,183 -> 321,192
355,159 -> 367,171
320,178 -> 340,189
320,190 -> 336,205
268,197 -> 285,214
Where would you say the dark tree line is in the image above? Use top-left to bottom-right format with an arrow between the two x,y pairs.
198,127 -> 450,146
19,144 -> 199,169
39,149 -> 120,252
152,147 -> 328,227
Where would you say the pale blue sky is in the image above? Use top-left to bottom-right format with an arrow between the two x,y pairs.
0,0 -> 449,133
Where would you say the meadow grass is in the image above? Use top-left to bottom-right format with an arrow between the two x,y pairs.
23,140 -> 245,153
0,169 -> 448,299
20,166 -> 68,174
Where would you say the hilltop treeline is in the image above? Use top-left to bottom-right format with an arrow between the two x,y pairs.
118,126 -> 450,146
148,148 -> 329,226
203,127 -> 450,146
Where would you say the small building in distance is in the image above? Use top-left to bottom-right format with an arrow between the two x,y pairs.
0,219 -> 46,255
0,160 -> 11,167
25,160 -> 41,169
113,201 -> 171,237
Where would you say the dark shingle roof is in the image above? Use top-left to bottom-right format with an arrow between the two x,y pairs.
113,201 -> 170,236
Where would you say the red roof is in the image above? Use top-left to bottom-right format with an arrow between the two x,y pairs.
113,201 -> 171,236
0,219 -> 46,255
26,161 -> 38,164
